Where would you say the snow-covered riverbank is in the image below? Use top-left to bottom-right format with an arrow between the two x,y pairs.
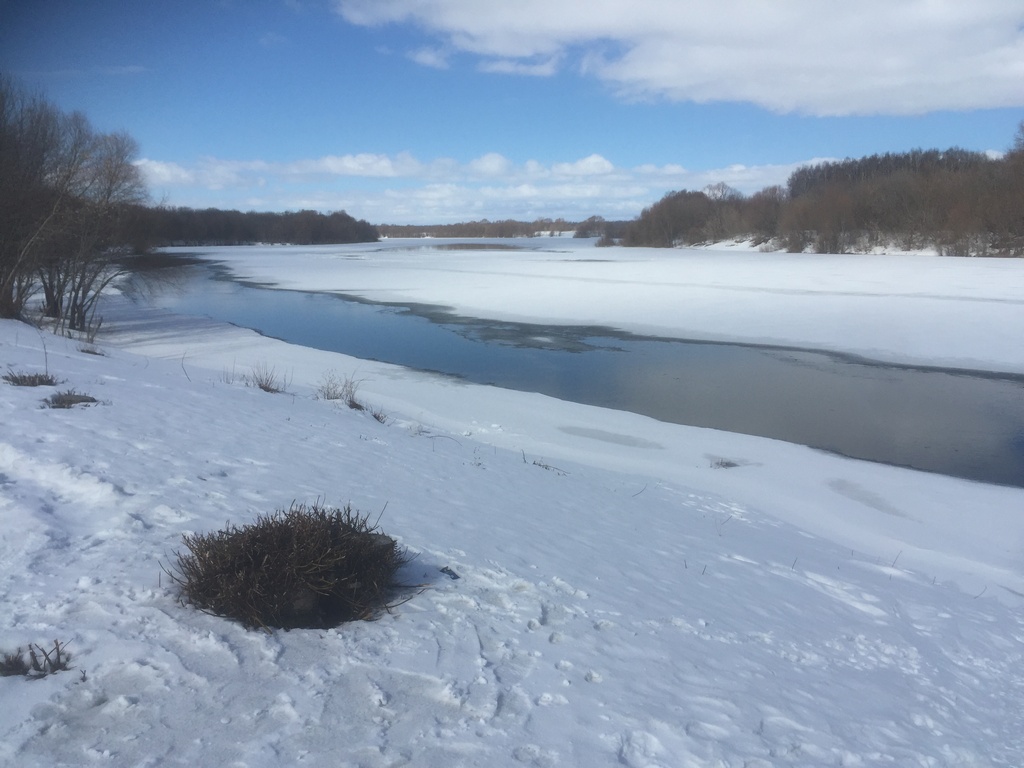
2,242 -> 1023,766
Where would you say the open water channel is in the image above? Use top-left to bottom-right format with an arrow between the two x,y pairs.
124,254 -> 1024,488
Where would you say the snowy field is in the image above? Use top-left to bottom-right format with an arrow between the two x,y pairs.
1,241 -> 1023,766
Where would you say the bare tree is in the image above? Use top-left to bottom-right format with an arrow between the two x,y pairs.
1011,121 -> 1024,155
40,129 -> 147,332
0,75 -> 64,317
34,110 -> 100,320
0,74 -> 146,329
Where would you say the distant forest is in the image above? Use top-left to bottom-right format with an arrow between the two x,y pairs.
377,218 -> 580,239
120,206 -> 379,250
620,128 -> 1024,256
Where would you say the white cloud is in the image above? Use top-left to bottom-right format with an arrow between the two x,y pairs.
636,163 -> 688,176
135,159 -> 194,186
479,57 -> 560,77
284,152 -> 421,177
408,47 -> 450,69
136,157 -> 272,191
468,152 -> 512,177
202,159 -> 272,189
135,150 -> 822,223
551,154 -> 615,177
333,0 -> 1024,115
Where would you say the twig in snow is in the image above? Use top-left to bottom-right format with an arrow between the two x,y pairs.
371,501 -> 389,528
533,460 -> 568,475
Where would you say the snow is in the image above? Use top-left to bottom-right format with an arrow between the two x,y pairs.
165,238 -> 1024,374
2,240 -> 1023,766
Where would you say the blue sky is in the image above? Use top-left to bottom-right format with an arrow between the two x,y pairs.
2,0 -> 1022,224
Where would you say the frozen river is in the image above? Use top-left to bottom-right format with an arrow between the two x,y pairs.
125,248 -> 1024,487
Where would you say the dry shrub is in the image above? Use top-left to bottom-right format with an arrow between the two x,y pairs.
3,370 -> 59,387
169,502 -> 410,630
244,362 -> 290,393
0,640 -> 73,678
44,389 -> 97,408
314,372 -> 388,420
315,370 -> 363,410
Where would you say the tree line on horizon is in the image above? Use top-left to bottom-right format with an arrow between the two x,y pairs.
619,132 -> 1024,256
376,218 -> 580,239
368,131 -> 1024,257
119,205 -> 378,251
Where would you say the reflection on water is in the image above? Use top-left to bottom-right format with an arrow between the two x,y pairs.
120,259 -> 1024,488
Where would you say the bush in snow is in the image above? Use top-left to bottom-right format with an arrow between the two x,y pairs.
315,370 -> 363,410
44,389 -> 98,408
315,371 -> 387,421
169,502 -> 410,630
0,640 -> 73,679
243,362 -> 290,393
3,369 -> 59,387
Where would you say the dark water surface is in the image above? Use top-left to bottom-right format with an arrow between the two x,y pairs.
125,258 -> 1024,488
